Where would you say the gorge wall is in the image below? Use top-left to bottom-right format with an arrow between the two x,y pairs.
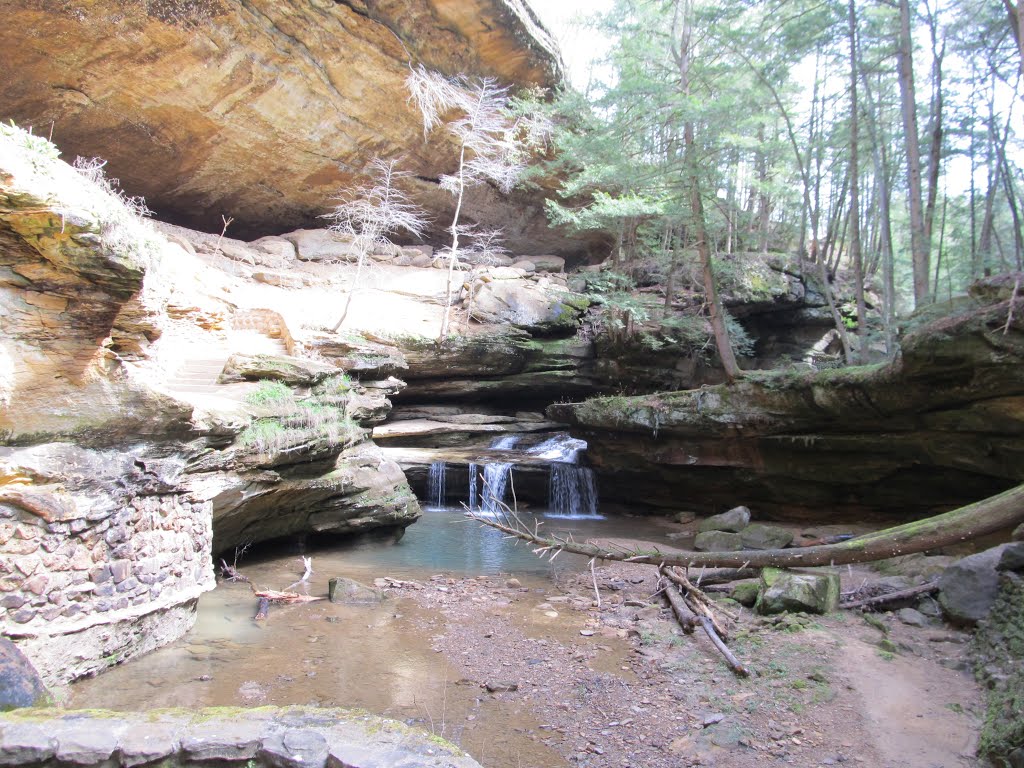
549,282 -> 1024,521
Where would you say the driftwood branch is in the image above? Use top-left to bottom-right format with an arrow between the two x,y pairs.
841,580 -> 939,610
466,483 -> 1024,569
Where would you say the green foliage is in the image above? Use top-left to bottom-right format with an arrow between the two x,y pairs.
314,373 -> 353,396
243,380 -> 293,407
237,379 -> 362,454
973,576 -> 1024,764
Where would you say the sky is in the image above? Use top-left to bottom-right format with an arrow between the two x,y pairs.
527,0 -> 614,90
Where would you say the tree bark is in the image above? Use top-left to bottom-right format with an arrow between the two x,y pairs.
848,0 -> 867,363
470,483 -> 1024,570
897,0 -> 930,307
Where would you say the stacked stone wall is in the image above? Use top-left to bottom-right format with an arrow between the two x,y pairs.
0,493 -> 215,685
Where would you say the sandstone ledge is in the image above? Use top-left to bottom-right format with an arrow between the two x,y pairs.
0,706 -> 480,768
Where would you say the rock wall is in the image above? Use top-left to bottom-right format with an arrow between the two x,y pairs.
0,0 -> 603,258
1,125 -> 421,685
550,285 -> 1024,520
0,706 -> 481,768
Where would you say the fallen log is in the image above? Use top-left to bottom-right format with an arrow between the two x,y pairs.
468,482 -> 1024,569
660,577 -> 698,632
253,589 -> 324,604
841,580 -> 939,610
659,571 -> 749,678
694,614 -> 750,678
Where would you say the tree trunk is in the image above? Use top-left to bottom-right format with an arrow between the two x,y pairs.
473,483 -> 1024,570
848,0 -> 867,363
897,0 -> 930,307
1004,0 -> 1024,75
673,0 -> 741,382
439,144 -> 468,342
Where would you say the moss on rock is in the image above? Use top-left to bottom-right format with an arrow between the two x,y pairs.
973,573 -> 1024,766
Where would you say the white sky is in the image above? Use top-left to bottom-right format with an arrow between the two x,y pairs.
527,0 -> 614,90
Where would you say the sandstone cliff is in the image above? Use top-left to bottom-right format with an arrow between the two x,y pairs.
0,0 -> 599,257
0,125 -> 420,684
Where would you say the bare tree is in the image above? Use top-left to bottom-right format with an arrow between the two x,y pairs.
406,65 -> 550,341
323,159 -> 429,332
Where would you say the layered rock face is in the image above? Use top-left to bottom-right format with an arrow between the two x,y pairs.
0,0 -> 601,258
549,286 -> 1024,520
0,127 -> 420,683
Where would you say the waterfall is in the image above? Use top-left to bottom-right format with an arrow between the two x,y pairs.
468,462 -> 479,511
427,461 -> 446,508
549,464 -> 599,518
475,435 -> 521,516
528,435 -> 601,519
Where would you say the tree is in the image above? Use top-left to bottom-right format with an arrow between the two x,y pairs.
671,0 -> 742,381
406,66 -> 550,341
323,159 -> 428,332
896,0 -> 931,308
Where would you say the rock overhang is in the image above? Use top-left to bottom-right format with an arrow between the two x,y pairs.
0,0 -> 600,257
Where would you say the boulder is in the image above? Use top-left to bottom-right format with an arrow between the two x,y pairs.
511,260 -> 536,274
250,237 -> 297,261
402,245 -> 434,260
896,607 -> 928,627
218,353 -> 339,385
410,253 -> 433,268
1013,522 -> 1024,541
693,531 -> 743,552
0,640 -> 50,711
730,581 -> 759,607
254,270 -> 306,289
939,544 -> 1010,624
755,567 -> 840,615
739,523 -> 793,550
328,578 -> 383,605
469,281 -> 588,334
999,542 -> 1024,572
280,230 -> 359,262
527,255 -> 565,272
672,510 -> 697,524
698,506 -> 751,533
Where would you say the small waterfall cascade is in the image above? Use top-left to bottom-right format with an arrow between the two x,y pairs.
467,462 -> 479,511
527,435 -> 601,519
427,461 -> 447,508
463,435 -> 518,516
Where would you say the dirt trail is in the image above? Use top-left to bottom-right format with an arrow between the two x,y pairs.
839,634 -> 980,768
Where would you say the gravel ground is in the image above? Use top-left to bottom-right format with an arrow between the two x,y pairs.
390,560 -> 986,768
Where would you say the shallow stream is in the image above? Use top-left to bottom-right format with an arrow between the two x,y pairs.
70,507 -> 681,767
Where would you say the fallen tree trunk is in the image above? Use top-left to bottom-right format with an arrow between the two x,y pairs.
841,580 -> 939,610
660,577 -> 698,632
659,568 -> 749,678
469,482 -> 1024,569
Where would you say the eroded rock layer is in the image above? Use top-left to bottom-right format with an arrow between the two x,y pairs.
549,285 -> 1024,520
0,0 -> 598,257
